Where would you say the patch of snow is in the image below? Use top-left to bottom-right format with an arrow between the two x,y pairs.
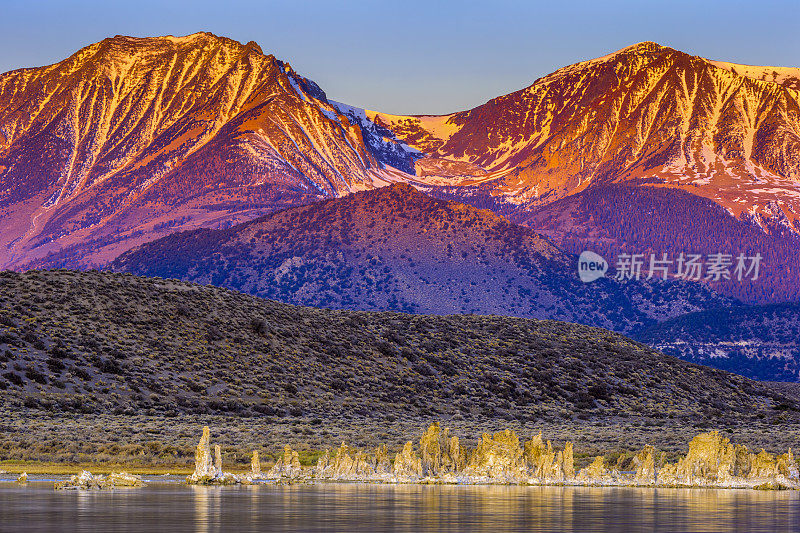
705,59 -> 800,88
287,76 -> 307,102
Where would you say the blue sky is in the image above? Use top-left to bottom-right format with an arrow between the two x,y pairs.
2,0 -> 798,114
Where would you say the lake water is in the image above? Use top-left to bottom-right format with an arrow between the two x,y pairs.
1,477 -> 799,532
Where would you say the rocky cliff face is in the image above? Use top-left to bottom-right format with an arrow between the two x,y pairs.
267,445 -> 302,479
187,425 -> 242,485
0,33 -> 413,269
250,450 -> 262,478
657,431 -> 798,488
419,422 -> 464,476
314,442 -> 393,481
179,424 -> 800,489
376,43 -> 800,236
54,470 -> 143,490
633,445 -> 656,485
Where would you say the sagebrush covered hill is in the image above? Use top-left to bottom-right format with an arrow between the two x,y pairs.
0,270 -> 794,424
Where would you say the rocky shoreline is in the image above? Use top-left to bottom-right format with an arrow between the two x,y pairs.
188,423 -> 800,490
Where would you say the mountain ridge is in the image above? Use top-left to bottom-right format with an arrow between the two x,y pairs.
111,183 -> 732,334
2,35 -> 799,283
636,302 -> 800,382
0,32 -> 414,269
518,183 -> 800,304
370,41 -> 800,232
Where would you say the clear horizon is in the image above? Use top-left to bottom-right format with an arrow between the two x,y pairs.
1,0 -> 798,115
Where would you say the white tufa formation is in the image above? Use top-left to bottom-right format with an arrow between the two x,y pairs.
186,426 -> 242,485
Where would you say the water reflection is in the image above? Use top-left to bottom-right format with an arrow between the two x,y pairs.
0,482 -> 798,532
191,486 -> 223,533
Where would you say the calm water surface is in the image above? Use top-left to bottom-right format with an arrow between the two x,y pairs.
1,477 -> 798,532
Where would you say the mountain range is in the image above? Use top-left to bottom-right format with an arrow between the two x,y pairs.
111,184 -> 800,381
375,41 -> 800,235
111,183 -> 730,334
0,33 -> 415,269
2,34 -> 799,286
3,33 -> 800,381
518,184 -> 800,303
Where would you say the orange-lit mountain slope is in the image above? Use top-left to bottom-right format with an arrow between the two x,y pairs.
365,43 -> 800,233
0,33 -> 416,268
2,37 -> 800,271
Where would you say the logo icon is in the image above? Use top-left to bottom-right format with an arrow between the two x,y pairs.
578,251 -> 608,283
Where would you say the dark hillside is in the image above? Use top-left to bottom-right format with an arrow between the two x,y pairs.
112,184 -> 730,334
519,184 -> 800,304
0,270 -> 794,425
636,303 -> 800,381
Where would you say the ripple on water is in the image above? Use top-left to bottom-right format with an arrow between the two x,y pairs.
0,482 -> 798,533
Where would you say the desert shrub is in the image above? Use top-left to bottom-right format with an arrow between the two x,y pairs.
72,367 -> 92,381
95,358 -> 122,375
588,384 -> 610,400
46,358 -> 66,372
3,372 -> 23,387
175,304 -> 193,318
205,325 -> 223,342
250,318 -> 269,336
25,367 -> 48,384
